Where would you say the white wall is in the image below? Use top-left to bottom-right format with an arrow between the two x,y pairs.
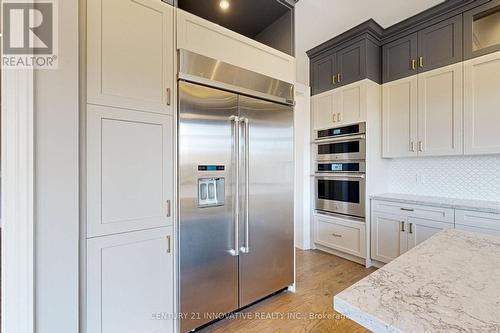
34,0 -> 80,332
294,0 -> 445,85
294,83 -> 312,250
388,155 -> 500,201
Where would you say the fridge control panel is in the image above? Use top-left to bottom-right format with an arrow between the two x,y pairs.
198,178 -> 225,208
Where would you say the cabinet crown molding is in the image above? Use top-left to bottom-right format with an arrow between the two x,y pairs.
307,19 -> 383,60
307,0 -> 489,60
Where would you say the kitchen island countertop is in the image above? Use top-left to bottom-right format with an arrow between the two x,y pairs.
334,229 -> 500,333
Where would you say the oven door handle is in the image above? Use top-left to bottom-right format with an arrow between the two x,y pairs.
314,134 -> 366,144
314,173 -> 365,179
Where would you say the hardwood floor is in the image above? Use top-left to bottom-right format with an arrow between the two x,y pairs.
199,249 -> 376,333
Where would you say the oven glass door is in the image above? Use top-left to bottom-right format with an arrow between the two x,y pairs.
315,175 -> 365,217
315,137 -> 366,161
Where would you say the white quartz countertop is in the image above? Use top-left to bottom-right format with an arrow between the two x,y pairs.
371,193 -> 500,214
334,229 -> 500,333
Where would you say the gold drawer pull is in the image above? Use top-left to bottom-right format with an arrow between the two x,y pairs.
166,235 -> 171,253
166,88 -> 171,106
411,59 -> 417,70
332,233 -> 342,238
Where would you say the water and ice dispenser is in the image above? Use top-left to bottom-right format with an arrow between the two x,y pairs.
197,178 -> 225,208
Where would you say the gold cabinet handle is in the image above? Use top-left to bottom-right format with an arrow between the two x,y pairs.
409,223 -> 413,234
401,221 -> 405,232
165,200 -> 171,217
166,235 -> 171,253
332,114 -> 337,123
337,73 -> 341,83
411,59 -> 417,70
410,141 -> 415,152
337,113 -> 342,122
332,75 -> 336,85
419,57 -> 424,68
166,88 -> 171,106
332,233 -> 342,238
418,141 -> 424,152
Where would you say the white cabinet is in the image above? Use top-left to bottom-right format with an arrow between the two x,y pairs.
311,80 -> 367,130
464,51 -> 500,155
383,63 -> 463,158
417,64 -> 463,156
371,200 -> 454,263
176,9 -> 296,84
455,209 -> 500,236
382,76 -> 418,158
371,211 -> 406,263
87,0 -> 174,115
314,213 -> 366,259
406,217 -> 453,250
87,227 -> 174,333
87,104 -> 173,237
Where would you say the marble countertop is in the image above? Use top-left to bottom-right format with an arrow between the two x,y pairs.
334,229 -> 500,333
371,193 -> 500,214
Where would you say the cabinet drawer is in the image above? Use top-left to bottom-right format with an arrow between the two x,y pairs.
371,200 -> 454,223
314,213 -> 366,258
455,209 -> 500,235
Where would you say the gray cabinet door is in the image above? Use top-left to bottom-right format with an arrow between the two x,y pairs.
383,33 -> 418,83
311,53 -> 336,95
464,0 -> 500,60
417,15 -> 463,73
336,40 -> 366,88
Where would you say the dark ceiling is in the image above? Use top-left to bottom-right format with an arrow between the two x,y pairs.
178,0 -> 291,38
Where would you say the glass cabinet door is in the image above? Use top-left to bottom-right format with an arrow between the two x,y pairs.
465,0 -> 500,59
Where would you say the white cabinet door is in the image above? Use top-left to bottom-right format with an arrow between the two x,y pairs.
87,104 -> 173,237
312,81 -> 368,130
406,217 -> 453,250
87,227 -> 174,333
312,92 -> 338,130
371,212 -> 406,263
87,0 -> 174,114
337,82 -> 367,126
464,51 -> 500,155
382,76 -> 418,158
314,213 -> 366,258
417,63 -> 463,156
455,209 -> 500,236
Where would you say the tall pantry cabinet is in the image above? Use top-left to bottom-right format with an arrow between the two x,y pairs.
85,0 -> 175,332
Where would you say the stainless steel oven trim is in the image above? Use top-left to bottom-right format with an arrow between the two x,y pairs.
314,174 -> 366,218
314,134 -> 366,143
314,161 -> 366,173
314,122 -> 366,141
314,137 -> 366,161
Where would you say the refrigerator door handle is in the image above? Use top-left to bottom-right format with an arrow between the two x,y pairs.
229,115 -> 240,257
240,118 -> 250,254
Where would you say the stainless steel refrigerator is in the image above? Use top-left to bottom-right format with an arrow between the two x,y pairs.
178,51 -> 294,332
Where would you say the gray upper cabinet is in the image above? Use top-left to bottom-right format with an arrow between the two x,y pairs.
382,33 -> 418,83
311,53 -> 336,95
417,15 -> 463,73
336,40 -> 367,88
307,20 -> 383,96
464,0 -> 500,60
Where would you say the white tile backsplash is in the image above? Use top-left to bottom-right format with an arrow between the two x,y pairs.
388,155 -> 500,201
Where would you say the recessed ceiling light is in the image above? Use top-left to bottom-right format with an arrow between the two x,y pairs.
219,0 -> 230,10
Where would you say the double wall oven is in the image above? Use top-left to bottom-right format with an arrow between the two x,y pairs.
314,123 -> 366,218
